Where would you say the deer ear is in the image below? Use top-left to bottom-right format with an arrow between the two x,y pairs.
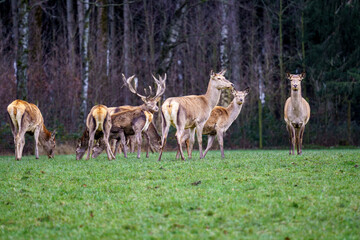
141,96 -> 147,102
231,88 -> 237,95
243,87 -> 250,95
300,72 -> 306,80
219,69 -> 227,75
155,96 -> 161,102
286,72 -> 291,80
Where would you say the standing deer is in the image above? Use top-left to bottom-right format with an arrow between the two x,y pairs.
158,70 -> 234,161
92,74 -> 166,159
176,87 -> 250,159
284,72 -> 310,155
7,100 -> 56,161
75,104 -> 115,160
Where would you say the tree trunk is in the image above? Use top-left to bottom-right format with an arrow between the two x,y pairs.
16,0 -> 29,100
11,0 -> 18,82
123,0 -> 131,104
108,0 -> 117,104
79,1 -> 90,122
279,0 -> 285,118
229,0 -> 241,89
66,0 -> 76,70
144,0 -> 155,71
157,0 -> 187,75
219,0 -> 231,107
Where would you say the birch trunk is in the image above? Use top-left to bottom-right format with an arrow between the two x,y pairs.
11,0 -> 18,82
157,1 -> 187,75
79,1 -> 90,122
16,0 -> 29,100
219,0 -> 231,107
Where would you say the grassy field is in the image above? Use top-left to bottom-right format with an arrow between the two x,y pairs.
0,149 -> 359,239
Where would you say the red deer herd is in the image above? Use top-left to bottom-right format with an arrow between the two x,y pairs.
7,70 -> 310,161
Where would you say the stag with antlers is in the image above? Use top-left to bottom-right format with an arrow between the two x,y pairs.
92,74 -> 166,159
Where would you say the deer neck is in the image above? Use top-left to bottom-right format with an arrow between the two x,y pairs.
226,100 -> 243,125
291,87 -> 302,110
204,79 -> 222,109
139,104 -> 147,111
39,124 -> 51,145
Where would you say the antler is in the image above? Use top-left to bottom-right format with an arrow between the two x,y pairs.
151,73 -> 167,99
122,74 -> 147,99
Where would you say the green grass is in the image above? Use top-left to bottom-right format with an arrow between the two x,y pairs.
0,149 -> 359,239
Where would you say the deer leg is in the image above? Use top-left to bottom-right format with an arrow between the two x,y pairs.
130,135 -> 136,153
114,138 -> 121,156
286,124 -> 291,155
15,118 -> 29,161
136,131 -> 142,159
217,131 -> 225,158
291,126 -> 296,155
158,112 -> 170,161
110,139 -> 117,155
176,134 -> 188,160
144,132 -> 151,158
8,113 -> 18,160
298,125 -> 305,155
195,123 -> 205,159
34,127 -> 40,159
176,127 -> 186,160
188,128 -> 195,159
86,130 -> 95,160
203,135 -> 216,158
15,130 -> 26,161
119,130 -> 128,158
185,139 -> 190,159
103,130 -> 115,160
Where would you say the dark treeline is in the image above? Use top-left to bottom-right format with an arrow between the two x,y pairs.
0,0 -> 359,153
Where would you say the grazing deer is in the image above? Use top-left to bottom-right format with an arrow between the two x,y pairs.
176,88 -> 250,159
92,74 -> 166,159
76,105 -> 115,160
158,70 -> 234,161
284,72 -> 310,155
7,100 -> 56,161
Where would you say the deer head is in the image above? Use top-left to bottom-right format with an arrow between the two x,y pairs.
43,130 -> 56,158
91,141 -> 104,158
231,87 -> 250,105
75,129 -> 88,160
210,69 -> 234,90
286,72 -> 305,92
122,73 -> 166,113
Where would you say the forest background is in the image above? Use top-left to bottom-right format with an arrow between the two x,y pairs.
0,0 -> 359,154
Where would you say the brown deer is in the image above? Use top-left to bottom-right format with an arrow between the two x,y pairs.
75,104 -> 115,160
107,105 -> 159,156
91,113 -> 161,159
92,74 -> 166,159
176,88 -> 250,159
284,72 -> 310,155
158,70 -> 234,161
7,100 -> 56,161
